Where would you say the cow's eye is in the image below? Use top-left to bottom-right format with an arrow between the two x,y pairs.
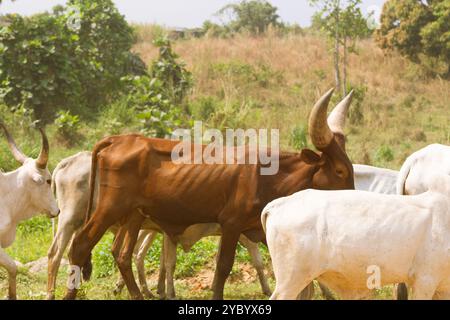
336,169 -> 345,177
47,179 -> 52,185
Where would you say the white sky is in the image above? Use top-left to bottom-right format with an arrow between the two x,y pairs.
0,0 -> 386,28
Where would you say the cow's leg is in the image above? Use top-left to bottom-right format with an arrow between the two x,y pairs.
113,229 -> 155,297
394,283 -> 409,300
112,212 -> 145,300
211,225 -> 241,300
64,205 -> 124,300
135,230 -> 157,299
163,234 -> 178,300
410,277 -> 438,300
272,279 -> 313,300
157,234 -> 167,299
113,277 -> 126,296
318,281 -> 335,300
297,282 -> 315,300
47,222 -> 78,300
111,226 -> 127,295
238,235 -> 271,296
0,248 -> 17,300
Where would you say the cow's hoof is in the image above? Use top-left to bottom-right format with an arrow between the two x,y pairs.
158,292 -> 166,300
113,287 -> 122,296
63,289 -> 77,300
131,294 -> 145,300
6,295 -> 17,300
263,289 -> 272,297
142,288 -> 155,299
46,293 -> 55,300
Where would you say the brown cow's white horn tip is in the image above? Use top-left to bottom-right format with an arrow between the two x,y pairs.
327,90 -> 354,135
308,88 -> 335,150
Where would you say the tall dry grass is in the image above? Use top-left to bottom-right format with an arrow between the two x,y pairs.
133,26 -> 450,169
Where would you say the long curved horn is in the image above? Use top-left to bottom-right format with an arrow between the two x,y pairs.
0,122 -> 27,164
327,90 -> 354,135
35,128 -> 49,169
308,88 -> 335,150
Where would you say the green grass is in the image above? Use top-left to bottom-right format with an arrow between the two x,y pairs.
0,217 -> 398,300
0,32 -> 448,300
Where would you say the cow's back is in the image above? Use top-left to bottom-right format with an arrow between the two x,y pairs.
96,135 -> 264,235
53,151 -> 92,229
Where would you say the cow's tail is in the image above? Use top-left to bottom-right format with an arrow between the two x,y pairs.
82,138 -> 113,282
396,155 -> 414,195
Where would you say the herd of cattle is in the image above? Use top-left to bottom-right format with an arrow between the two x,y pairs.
0,88 -> 449,300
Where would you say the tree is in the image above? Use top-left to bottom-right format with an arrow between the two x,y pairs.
340,2 -> 372,95
216,0 -> 283,36
310,0 -> 371,96
376,0 -> 449,77
0,0 -> 143,120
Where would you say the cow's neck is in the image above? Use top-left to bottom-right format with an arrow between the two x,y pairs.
262,153 -> 317,202
0,169 -> 38,223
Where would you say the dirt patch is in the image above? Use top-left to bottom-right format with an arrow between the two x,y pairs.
24,257 -> 69,274
144,262 -> 263,294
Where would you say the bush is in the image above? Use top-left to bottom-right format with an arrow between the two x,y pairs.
348,84 -> 367,125
150,37 -> 193,104
121,75 -> 184,138
54,110 -> 80,142
115,38 -> 193,138
0,0 -> 143,121
290,124 -> 308,150
189,96 -> 219,121
212,61 -> 283,88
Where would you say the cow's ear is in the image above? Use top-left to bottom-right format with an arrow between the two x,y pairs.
300,149 -> 321,165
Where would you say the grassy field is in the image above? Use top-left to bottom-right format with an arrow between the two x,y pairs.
0,27 -> 448,299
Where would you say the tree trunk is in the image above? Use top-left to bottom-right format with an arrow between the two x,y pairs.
343,37 -> 348,97
334,1 -> 341,95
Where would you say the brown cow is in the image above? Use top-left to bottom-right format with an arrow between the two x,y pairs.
64,88 -> 355,300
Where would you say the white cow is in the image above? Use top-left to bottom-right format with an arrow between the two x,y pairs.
353,164 -> 398,194
262,174 -> 450,300
298,164 -> 399,300
394,143 -> 450,299
397,144 -> 450,196
0,123 -> 59,299
48,152 -> 271,300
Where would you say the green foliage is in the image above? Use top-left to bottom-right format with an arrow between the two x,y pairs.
289,124 -> 308,150
212,60 -> 283,88
0,0 -> 143,121
6,216 -> 53,263
348,84 -> 367,125
121,75 -> 184,138
189,96 -> 218,121
376,0 -> 450,77
175,239 -> 217,277
54,110 -> 80,142
309,0 -> 371,95
209,99 -> 253,130
143,235 -> 218,278
92,233 -> 116,278
375,145 -> 394,162
216,0 -> 284,36
17,216 -> 52,234
311,0 -> 372,40
150,37 -> 193,104
110,37 -> 194,138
